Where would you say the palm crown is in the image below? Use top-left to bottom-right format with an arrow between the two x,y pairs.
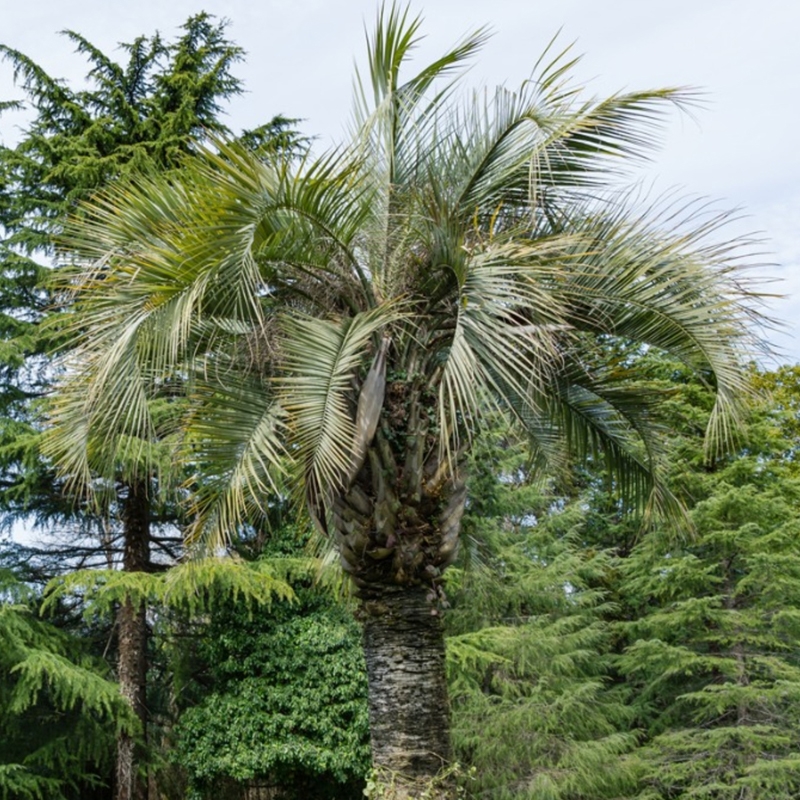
52,7 -> 758,565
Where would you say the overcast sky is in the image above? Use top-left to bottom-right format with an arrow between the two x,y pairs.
1,0 -> 798,360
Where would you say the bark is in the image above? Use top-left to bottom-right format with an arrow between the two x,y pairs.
116,479 -> 150,800
361,584 -> 454,799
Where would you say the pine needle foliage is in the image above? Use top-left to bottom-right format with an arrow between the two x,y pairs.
0,570 -> 134,800
616,365 -> 800,799
445,426 -> 638,799
41,556 -> 297,620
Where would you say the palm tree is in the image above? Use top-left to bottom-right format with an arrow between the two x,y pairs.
51,5 -> 764,796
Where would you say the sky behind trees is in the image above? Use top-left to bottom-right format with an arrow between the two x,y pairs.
1,0 -> 797,358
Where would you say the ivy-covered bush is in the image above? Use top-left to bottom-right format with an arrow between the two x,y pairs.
173,583 -> 371,799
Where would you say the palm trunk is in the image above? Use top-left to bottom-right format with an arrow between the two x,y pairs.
116,480 -> 150,800
361,584 -> 453,799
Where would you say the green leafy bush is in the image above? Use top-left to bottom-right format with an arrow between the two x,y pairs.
173,584 -> 370,799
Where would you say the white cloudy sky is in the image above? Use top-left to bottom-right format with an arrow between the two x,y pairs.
1,0 -> 798,360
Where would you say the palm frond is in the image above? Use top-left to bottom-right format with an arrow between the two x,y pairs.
279,305 -> 396,518
183,372 -> 286,549
433,237 -> 569,463
547,194 -> 766,454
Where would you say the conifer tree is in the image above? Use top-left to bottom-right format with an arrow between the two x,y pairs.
443,364 -> 800,799
445,425 -> 638,799
0,569 -> 134,799
0,16 -> 302,800
40,552 -> 297,799
616,366 -> 800,799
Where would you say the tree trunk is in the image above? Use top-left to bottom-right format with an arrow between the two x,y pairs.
361,584 -> 454,799
116,480 -> 150,800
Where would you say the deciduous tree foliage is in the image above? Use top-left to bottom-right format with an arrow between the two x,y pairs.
174,584 -> 370,799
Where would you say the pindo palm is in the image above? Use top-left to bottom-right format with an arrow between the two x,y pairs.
49,4 -> 764,796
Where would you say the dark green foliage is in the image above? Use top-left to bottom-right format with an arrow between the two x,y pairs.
446,426 -> 638,799
0,569 -> 133,799
172,583 -> 370,799
1,14 -> 243,203
442,367 -> 800,798
0,14 -> 243,529
616,368 -> 800,799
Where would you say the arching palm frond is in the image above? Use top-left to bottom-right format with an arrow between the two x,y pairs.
278,306 -> 398,518
182,370 -> 286,550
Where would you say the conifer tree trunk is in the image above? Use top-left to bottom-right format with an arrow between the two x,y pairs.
116,480 -> 150,800
361,584 -> 453,799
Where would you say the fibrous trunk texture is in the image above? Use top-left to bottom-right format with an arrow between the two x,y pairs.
116,480 -> 150,800
361,584 -> 454,799
329,360 -> 466,796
